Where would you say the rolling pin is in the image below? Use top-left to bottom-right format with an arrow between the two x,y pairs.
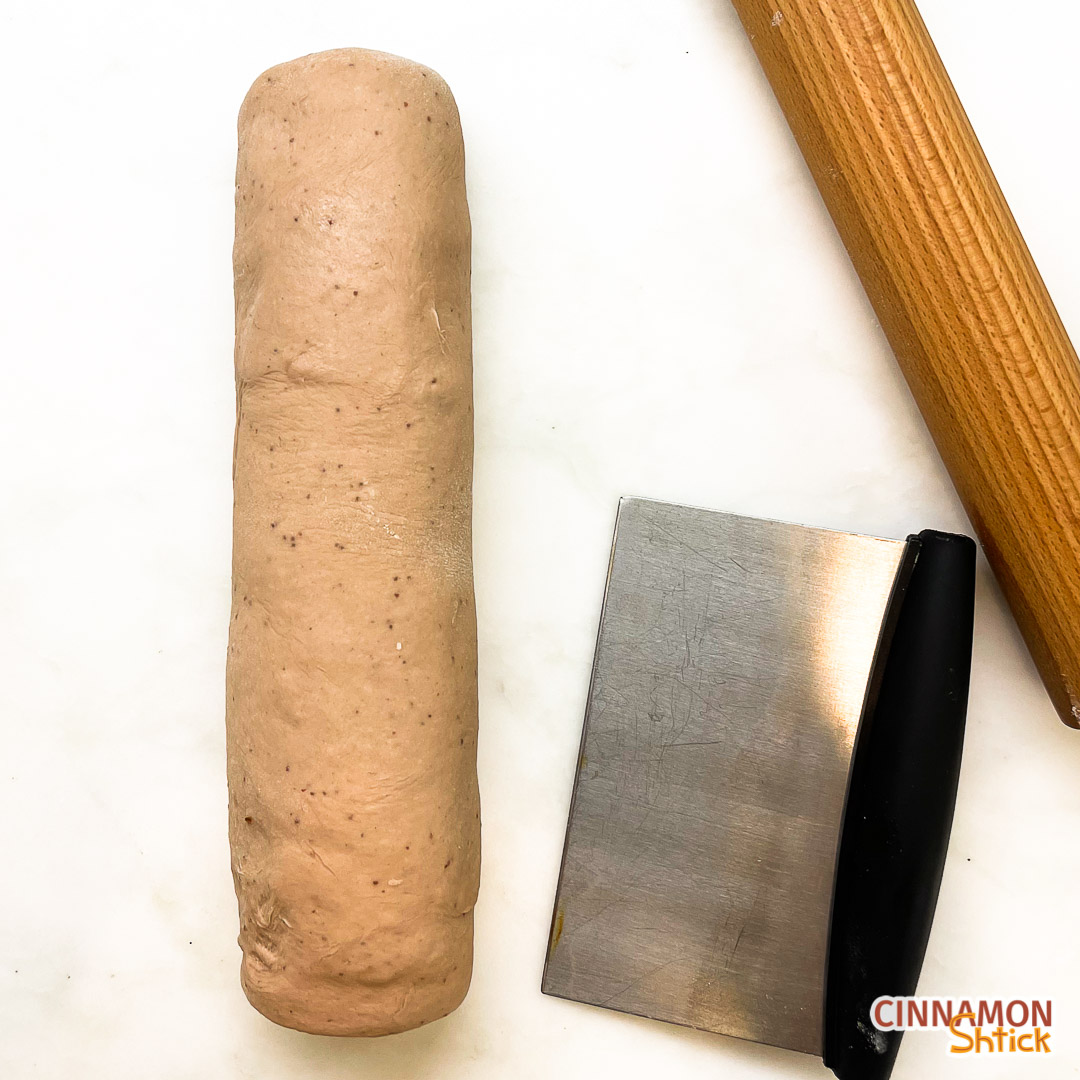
728,0 -> 1080,727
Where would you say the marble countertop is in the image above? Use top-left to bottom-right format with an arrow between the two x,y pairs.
2,1 -> 1078,1076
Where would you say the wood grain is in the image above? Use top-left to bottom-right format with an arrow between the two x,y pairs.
729,0 -> 1080,727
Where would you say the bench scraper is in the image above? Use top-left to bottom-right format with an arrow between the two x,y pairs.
543,497 -> 975,1080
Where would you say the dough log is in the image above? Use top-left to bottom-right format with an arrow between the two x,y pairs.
227,49 -> 479,1036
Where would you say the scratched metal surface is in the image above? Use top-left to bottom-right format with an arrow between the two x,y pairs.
543,498 -> 907,1056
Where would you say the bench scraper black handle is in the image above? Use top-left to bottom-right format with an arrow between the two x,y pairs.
824,530 -> 975,1080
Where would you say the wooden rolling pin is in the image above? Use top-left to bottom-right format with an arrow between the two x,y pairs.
729,0 -> 1080,727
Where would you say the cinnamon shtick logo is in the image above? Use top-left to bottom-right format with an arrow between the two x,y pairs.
872,997 -> 1053,1055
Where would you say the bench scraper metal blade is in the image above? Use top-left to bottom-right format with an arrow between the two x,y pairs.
543,497 -> 975,1080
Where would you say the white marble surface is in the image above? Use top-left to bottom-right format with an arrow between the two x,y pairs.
1,1 -> 1078,1076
